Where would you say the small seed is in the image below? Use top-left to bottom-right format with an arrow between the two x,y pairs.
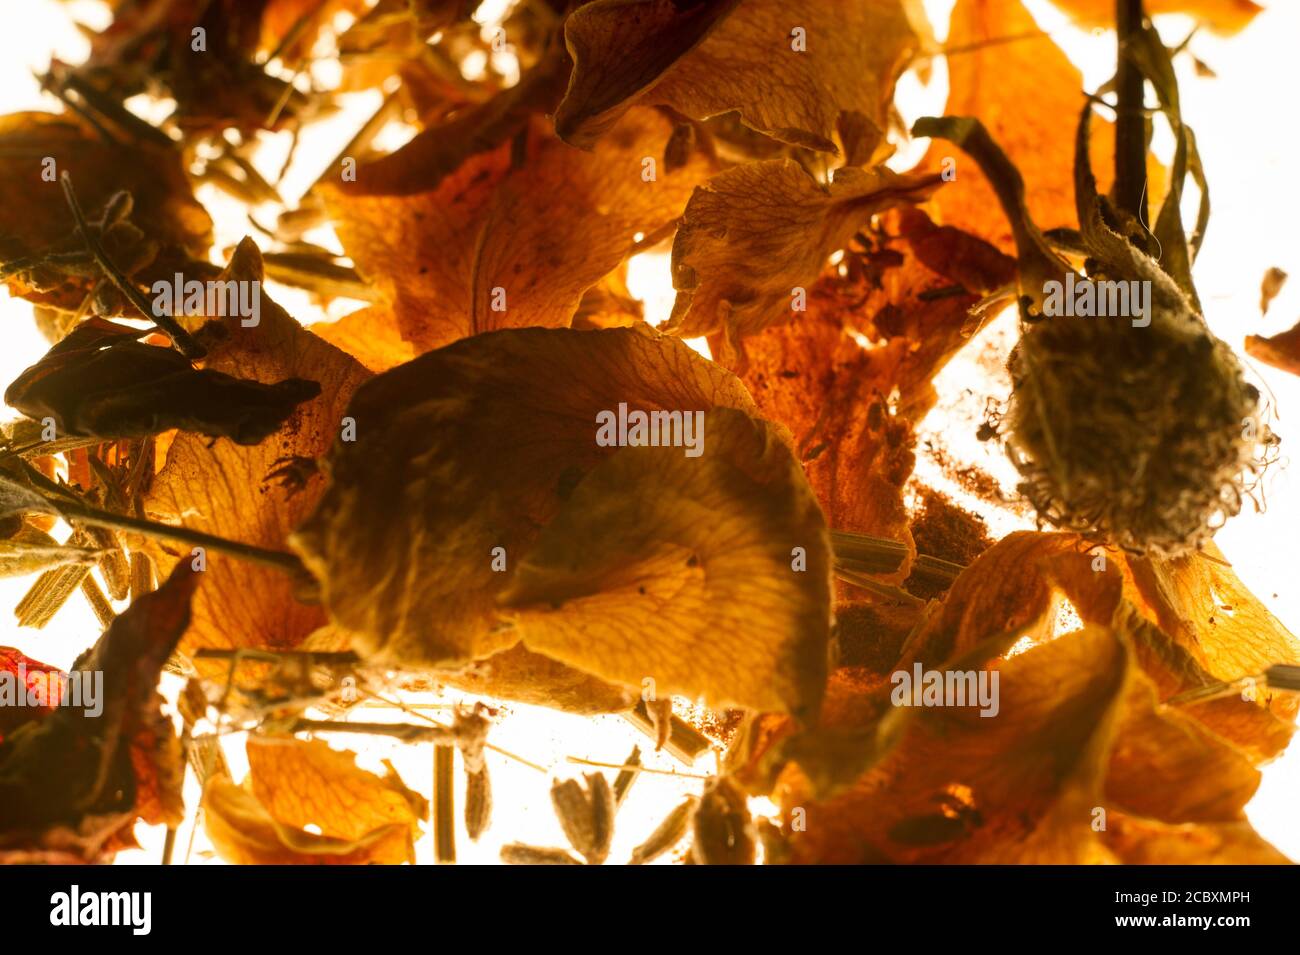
500,843 -> 582,866
464,766 -> 492,841
629,796 -> 697,865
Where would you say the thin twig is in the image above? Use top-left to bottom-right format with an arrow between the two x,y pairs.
566,757 -> 710,780
54,497 -> 308,576
288,718 -> 454,742
359,687 -> 548,773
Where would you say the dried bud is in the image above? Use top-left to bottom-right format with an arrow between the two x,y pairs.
550,772 -> 615,865
1006,289 -> 1261,556
465,766 -> 492,841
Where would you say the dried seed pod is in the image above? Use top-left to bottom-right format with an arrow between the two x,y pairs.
1005,289 -> 1260,556
629,796 -> 697,865
692,776 -> 755,865
500,843 -> 583,866
454,704 -> 494,841
915,104 -> 1265,557
464,766 -> 492,841
550,772 -> 615,865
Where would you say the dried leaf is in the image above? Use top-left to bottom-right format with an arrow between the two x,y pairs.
1259,266 -> 1287,315
202,775 -> 416,865
0,525 -> 104,579
1101,813 -> 1289,864
0,112 -> 211,308
327,108 -> 712,351
309,306 -> 415,374
435,644 -> 637,715
1105,660 -> 1261,824
5,317 -> 319,444
0,470 -> 64,524
1048,0 -> 1262,35
785,626 -> 1120,863
143,240 -> 371,662
0,648 -> 62,742
745,524 -> 1289,863
733,210 -> 1014,572
244,736 -> 426,851
1124,543 -> 1300,761
1246,316 -> 1300,377
924,0 -> 1162,254
898,532 -> 1104,669
557,0 -> 925,162
664,161 -> 940,347
336,43 -> 571,198
0,565 -> 198,860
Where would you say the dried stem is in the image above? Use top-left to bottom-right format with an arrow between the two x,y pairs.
567,757 -> 710,781
433,745 -> 456,864
358,687 -> 548,773
1114,0 -> 1148,223
52,495 -> 308,577
288,718 -> 454,743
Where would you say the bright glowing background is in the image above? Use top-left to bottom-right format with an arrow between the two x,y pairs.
0,0 -> 1294,863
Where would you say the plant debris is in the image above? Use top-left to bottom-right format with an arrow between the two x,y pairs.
0,0 -> 1294,870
